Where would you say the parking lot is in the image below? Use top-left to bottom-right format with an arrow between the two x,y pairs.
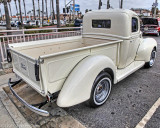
63,35 -> 160,128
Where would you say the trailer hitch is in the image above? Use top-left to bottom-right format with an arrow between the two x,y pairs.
32,100 -> 48,109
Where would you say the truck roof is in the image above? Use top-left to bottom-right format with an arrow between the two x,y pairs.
87,9 -> 137,16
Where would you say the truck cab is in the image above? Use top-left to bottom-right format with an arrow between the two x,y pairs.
83,9 -> 142,68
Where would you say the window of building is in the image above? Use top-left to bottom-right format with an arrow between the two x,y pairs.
132,17 -> 138,32
92,20 -> 111,28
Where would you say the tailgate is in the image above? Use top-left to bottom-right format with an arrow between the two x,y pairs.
10,49 -> 44,95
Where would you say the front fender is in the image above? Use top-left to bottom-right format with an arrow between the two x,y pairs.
57,55 -> 116,107
135,38 -> 157,62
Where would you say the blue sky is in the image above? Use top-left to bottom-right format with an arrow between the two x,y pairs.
0,0 -> 159,15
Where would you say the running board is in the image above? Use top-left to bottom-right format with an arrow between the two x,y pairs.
116,61 -> 145,82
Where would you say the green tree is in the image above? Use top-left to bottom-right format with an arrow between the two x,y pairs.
1,0 -> 11,30
42,0 -> 44,25
14,0 -> 19,20
18,0 -> 23,28
56,0 -> 60,27
38,0 -> 40,20
7,0 -> 12,20
23,0 -> 27,21
85,9 -> 89,13
151,7 -> 159,16
51,0 -> 55,23
32,0 -> 36,20
45,0 -> 48,20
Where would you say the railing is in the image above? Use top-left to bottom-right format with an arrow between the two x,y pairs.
0,27 -> 82,64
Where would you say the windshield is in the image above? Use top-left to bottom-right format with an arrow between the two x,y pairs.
142,18 -> 158,25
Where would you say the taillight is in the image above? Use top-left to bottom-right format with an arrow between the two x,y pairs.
155,27 -> 158,30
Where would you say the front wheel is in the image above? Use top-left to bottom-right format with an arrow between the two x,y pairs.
89,72 -> 112,108
144,48 -> 156,68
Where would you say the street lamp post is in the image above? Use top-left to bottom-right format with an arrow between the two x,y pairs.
107,0 -> 110,9
120,0 -> 123,9
154,0 -> 158,18
73,0 -> 75,21
98,0 -> 102,10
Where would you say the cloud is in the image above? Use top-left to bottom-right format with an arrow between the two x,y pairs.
0,0 -> 159,18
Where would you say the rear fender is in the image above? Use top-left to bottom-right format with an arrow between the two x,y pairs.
135,38 -> 157,62
57,55 -> 116,107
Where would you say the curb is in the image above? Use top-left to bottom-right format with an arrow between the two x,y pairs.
0,68 -> 13,76
0,85 -> 32,128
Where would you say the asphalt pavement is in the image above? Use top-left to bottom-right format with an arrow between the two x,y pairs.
64,36 -> 160,128
145,107 -> 160,128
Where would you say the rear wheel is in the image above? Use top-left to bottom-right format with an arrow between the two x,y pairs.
144,48 -> 156,68
89,72 -> 112,107
157,32 -> 159,37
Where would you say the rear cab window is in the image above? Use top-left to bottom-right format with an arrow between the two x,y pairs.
132,17 -> 139,32
92,20 -> 111,28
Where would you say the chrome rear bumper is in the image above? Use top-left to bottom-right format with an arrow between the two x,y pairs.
8,78 -> 49,116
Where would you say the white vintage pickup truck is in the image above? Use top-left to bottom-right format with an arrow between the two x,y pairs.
8,9 -> 157,116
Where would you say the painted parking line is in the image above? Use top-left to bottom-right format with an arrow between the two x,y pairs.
135,97 -> 160,128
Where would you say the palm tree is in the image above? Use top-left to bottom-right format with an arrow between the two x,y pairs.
51,0 -> 55,23
7,0 -> 12,20
0,2 -> 3,19
56,0 -> 60,27
42,0 -> 44,25
32,0 -> 36,20
27,10 -> 31,20
107,0 -> 110,9
45,0 -> 48,20
23,0 -> 27,21
38,0 -> 40,20
14,0 -> 19,20
2,0 -> 11,30
18,0 -> 23,28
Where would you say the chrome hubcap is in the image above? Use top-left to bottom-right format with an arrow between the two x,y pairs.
94,78 -> 111,104
149,51 -> 156,66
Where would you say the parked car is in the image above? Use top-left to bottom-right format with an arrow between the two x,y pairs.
53,20 -> 65,25
26,20 -> 36,26
8,9 -> 157,116
0,21 -> 4,26
141,17 -> 160,36
23,21 -> 27,25
74,19 -> 83,27
0,21 -> 6,26
11,21 -> 17,27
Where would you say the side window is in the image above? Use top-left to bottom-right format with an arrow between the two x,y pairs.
92,20 -> 111,28
132,17 -> 138,32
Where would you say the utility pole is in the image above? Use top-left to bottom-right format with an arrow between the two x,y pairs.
42,0 -> 44,26
73,0 -> 75,21
154,0 -> 158,18
120,0 -> 123,9
107,0 -> 110,9
98,0 -> 102,10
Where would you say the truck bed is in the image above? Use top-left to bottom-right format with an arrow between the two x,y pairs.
9,36 -> 122,96
10,36 -> 117,59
